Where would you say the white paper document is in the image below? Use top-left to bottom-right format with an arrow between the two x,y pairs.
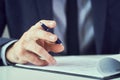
15,55 -> 120,79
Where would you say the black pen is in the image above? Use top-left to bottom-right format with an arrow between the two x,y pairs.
40,22 -> 62,44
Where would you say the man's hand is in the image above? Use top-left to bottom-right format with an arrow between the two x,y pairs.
6,20 -> 64,66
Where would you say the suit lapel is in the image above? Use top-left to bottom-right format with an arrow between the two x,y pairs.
91,0 -> 107,53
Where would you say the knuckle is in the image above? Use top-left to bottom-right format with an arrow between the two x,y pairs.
44,32 -> 57,41
22,31 -> 31,41
23,31 -> 29,37
45,32 -> 51,37
38,30 -> 50,40
49,34 -> 57,42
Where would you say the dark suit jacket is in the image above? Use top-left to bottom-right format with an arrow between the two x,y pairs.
0,0 -> 120,63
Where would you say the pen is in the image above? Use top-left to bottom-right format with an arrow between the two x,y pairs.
40,22 -> 62,44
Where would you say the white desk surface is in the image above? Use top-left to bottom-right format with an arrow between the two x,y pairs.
0,66 -> 97,80
0,66 -> 119,80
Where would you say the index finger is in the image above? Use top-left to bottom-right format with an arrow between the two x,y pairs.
32,20 -> 56,30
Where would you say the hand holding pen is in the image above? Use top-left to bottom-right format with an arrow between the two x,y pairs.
6,20 -> 64,66
40,22 -> 62,44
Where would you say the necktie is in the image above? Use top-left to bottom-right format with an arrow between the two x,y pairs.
66,0 -> 80,55
79,0 -> 95,53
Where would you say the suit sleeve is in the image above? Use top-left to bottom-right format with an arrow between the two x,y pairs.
0,0 -> 12,46
0,38 -> 14,59
0,0 -> 15,63
0,0 -> 6,36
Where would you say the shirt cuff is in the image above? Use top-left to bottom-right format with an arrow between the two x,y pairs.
1,40 -> 17,65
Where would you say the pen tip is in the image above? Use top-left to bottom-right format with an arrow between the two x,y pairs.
56,39 -> 62,44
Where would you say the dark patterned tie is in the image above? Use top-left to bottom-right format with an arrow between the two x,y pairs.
66,0 -> 80,55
